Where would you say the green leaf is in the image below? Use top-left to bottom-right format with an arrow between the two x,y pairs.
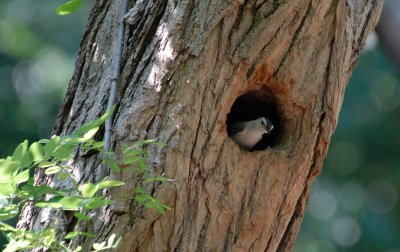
11,140 -> 28,163
135,186 -> 144,194
143,197 -> 171,214
0,206 -> 18,221
63,136 -> 87,145
81,183 -> 97,198
134,190 -> 171,214
65,231 -> 94,239
35,201 -> 62,208
20,185 -> 62,199
27,177 -> 34,185
104,159 -> 120,173
44,136 -> 61,158
83,140 -> 105,154
38,161 -> 55,168
0,183 -> 17,198
107,233 -> 116,247
88,141 -> 104,150
15,169 -> 30,184
134,194 -> 147,204
120,151 -> 147,172
74,122 -> 99,138
121,147 -> 142,156
41,228 -> 56,247
84,197 -> 112,210
112,236 -> 122,248
59,196 -> 83,209
56,0 -> 82,16
28,142 -> 44,162
4,239 -> 32,251
56,172 -> 71,180
83,127 -> 99,141
53,145 -> 74,161
0,197 -> 8,207
74,106 -> 115,137
96,180 -> 125,190
38,139 -> 49,144
21,141 -> 42,168
44,166 -> 62,175
74,212 -> 91,221
93,241 -> 106,250
21,155 -> 33,170
0,159 -> 20,183
123,156 -> 145,165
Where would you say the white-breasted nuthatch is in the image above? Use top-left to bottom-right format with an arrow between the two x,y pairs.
229,117 -> 274,150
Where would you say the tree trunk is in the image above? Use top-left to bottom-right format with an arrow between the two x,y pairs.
18,0 -> 382,251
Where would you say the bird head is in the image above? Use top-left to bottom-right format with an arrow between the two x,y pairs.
258,117 -> 274,134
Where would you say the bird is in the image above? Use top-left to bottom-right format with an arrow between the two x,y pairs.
229,117 -> 274,150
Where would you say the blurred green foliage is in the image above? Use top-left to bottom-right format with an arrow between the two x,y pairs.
0,0 -> 90,156
0,1 -> 399,251
0,0 -> 90,247
295,45 -> 400,251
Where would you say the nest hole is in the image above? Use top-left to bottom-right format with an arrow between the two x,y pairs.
226,88 -> 283,151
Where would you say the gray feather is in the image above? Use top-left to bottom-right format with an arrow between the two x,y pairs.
229,117 -> 273,150
229,121 -> 246,135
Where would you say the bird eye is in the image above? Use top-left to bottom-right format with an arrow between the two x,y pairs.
261,118 -> 266,126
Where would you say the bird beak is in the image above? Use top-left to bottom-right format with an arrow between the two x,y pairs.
265,124 -> 273,133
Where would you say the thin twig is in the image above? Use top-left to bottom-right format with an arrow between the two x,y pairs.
125,175 -> 189,182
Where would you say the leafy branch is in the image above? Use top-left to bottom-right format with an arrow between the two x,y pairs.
0,109 -> 171,251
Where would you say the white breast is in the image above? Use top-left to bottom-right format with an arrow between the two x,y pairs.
231,128 -> 264,150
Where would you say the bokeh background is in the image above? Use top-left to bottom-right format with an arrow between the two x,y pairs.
0,0 -> 90,246
0,1 -> 399,251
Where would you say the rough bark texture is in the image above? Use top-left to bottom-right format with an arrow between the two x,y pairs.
18,0 -> 382,251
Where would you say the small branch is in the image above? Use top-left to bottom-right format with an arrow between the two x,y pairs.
96,0 -> 129,184
125,175 -> 189,182
88,0 -> 129,250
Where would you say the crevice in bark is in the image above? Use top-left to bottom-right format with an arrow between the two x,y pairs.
177,0 -> 196,46
197,210 -> 211,251
265,234 -> 273,252
173,217 -> 184,251
272,0 -> 312,77
65,211 -> 77,237
255,0 -> 285,17
310,112 -> 327,175
276,183 -> 309,252
232,189 -> 247,245
121,0 -> 168,98
228,1 -> 253,60
248,168 -> 262,218
249,226 -> 265,251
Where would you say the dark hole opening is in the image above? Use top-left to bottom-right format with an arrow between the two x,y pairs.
226,88 -> 282,151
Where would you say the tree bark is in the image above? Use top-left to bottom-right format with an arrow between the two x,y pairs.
18,0 -> 382,251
